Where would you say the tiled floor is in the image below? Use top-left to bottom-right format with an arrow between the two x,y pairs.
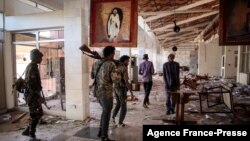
50,126 -> 142,141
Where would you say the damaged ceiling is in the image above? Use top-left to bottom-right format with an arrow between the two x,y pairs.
138,0 -> 220,49
18,0 -> 220,49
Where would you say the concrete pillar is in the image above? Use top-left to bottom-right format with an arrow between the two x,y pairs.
64,0 -> 90,120
4,32 -> 16,109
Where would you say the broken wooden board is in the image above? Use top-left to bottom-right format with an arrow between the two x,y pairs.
12,112 -> 28,123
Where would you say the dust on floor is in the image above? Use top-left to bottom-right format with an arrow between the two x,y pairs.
1,76 -> 250,141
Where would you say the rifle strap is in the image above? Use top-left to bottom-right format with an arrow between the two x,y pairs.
93,60 -> 106,85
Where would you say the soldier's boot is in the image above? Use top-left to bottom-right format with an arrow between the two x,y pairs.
29,133 -> 36,139
29,120 -> 38,139
97,128 -> 101,138
21,126 -> 30,136
101,137 -> 115,141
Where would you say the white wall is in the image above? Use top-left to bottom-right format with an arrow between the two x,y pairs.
5,0 -> 45,16
5,10 -> 64,31
137,17 -> 162,72
162,50 -> 198,74
198,38 -> 222,76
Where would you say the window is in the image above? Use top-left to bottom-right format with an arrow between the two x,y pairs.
13,29 -> 66,111
240,46 -> 250,73
39,30 -> 64,41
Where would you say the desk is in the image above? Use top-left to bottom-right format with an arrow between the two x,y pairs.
198,84 -> 233,113
163,90 -> 196,125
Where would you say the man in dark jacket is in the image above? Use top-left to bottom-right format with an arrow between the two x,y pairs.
163,54 -> 180,115
22,49 -> 44,139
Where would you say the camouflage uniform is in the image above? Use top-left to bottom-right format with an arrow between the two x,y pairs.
23,49 -> 43,138
25,62 -> 43,137
112,63 -> 131,124
91,60 -> 120,138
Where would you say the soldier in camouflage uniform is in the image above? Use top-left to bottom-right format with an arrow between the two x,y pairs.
112,55 -> 133,127
91,46 -> 120,141
22,49 -> 44,139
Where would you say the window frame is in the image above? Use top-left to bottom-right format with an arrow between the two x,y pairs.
240,46 -> 250,73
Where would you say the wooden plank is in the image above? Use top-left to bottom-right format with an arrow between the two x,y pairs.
139,9 -> 213,16
195,14 -> 219,40
160,32 -> 198,43
156,22 -> 209,37
12,112 -> 28,123
161,34 -> 198,45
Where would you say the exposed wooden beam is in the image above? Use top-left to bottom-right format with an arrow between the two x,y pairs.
163,43 -> 197,49
151,11 -> 218,32
160,32 -> 198,42
139,9 -> 213,16
170,38 -> 197,45
163,45 -> 197,49
161,35 -> 197,46
163,43 -> 197,48
149,28 -> 196,32
161,32 -> 198,44
155,21 -> 209,33
157,30 -> 200,40
144,0 -> 216,22
195,14 -> 219,40
156,22 -> 209,40
163,46 -> 196,49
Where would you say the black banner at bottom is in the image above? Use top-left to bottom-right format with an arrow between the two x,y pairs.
143,125 -> 250,140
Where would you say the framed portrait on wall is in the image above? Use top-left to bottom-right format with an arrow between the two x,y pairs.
90,0 -> 138,47
219,0 -> 250,45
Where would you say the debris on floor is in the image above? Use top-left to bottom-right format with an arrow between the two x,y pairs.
0,111 -> 29,132
1,76 -> 250,141
0,114 -> 11,123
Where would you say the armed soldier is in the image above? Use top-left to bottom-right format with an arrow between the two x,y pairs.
22,49 -> 44,139
91,46 -> 120,141
112,55 -> 133,127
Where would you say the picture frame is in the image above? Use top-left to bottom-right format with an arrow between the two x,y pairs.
219,0 -> 250,45
90,0 -> 138,47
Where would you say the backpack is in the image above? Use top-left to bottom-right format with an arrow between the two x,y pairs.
12,71 -> 27,93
